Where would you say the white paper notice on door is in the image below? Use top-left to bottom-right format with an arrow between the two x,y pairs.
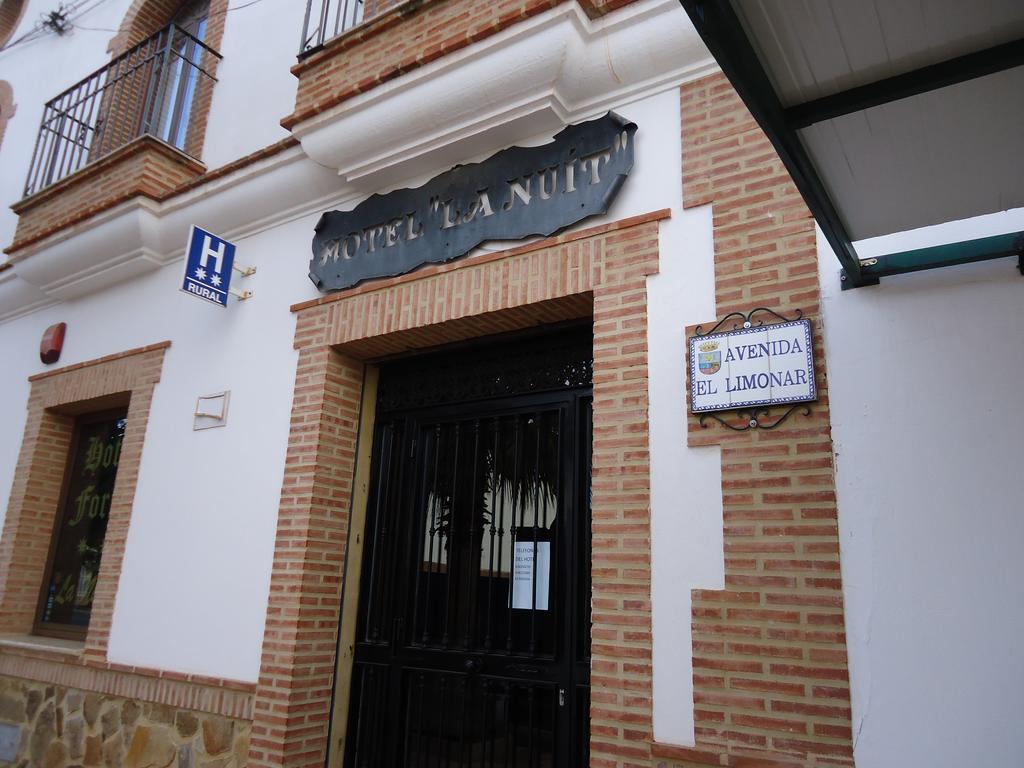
511,541 -> 550,611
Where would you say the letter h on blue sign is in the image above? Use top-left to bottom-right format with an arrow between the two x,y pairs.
180,226 -> 236,307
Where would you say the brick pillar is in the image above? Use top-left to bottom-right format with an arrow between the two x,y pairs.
0,409 -> 73,633
248,326 -> 365,768
656,73 -> 854,768
0,80 -> 14,153
589,223 -> 660,767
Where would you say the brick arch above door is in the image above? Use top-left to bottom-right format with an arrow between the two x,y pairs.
107,0 -> 227,55
0,0 -> 27,48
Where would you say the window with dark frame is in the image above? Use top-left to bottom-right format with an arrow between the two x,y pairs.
35,410 -> 127,639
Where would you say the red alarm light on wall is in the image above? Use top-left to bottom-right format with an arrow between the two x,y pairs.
40,322 -> 66,365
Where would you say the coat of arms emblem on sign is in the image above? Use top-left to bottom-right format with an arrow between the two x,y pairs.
698,340 -> 721,375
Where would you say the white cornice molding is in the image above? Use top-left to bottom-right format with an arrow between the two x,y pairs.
0,150 -> 350,322
291,0 -> 711,181
0,269 -> 55,322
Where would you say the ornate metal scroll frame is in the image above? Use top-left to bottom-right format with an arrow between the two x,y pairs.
692,307 -> 813,432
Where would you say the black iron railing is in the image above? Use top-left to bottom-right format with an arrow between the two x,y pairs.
301,0 -> 387,53
24,24 -> 220,197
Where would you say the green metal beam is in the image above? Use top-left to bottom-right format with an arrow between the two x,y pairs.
841,231 -> 1024,289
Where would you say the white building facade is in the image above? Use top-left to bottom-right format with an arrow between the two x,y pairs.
0,1 -> 1019,767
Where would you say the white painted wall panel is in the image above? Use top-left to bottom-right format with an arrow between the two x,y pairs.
200,0 -> 299,168
820,210 -> 1024,768
607,89 -> 726,745
648,200 -> 723,747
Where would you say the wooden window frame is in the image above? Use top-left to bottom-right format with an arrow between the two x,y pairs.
32,407 -> 129,641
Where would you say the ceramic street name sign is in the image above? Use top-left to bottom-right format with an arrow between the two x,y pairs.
309,112 -> 637,292
689,319 -> 816,413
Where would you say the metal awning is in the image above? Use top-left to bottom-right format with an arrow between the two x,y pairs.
680,0 -> 1024,287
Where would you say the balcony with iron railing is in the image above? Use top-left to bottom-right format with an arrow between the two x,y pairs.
300,0 -> 393,54
25,23 -> 220,197
8,23 -> 221,253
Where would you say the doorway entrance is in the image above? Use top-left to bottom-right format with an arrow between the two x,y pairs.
343,330 -> 593,767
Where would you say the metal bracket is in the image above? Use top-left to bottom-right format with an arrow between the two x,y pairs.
843,231 -> 1024,289
230,262 -> 255,299
694,307 -> 803,337
699,404 -> 811,432
840,267 -> 880,290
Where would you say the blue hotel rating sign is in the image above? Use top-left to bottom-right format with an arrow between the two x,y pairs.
181,226 -> 237,307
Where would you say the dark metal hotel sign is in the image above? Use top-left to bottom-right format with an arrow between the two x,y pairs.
309,113 -> 637,292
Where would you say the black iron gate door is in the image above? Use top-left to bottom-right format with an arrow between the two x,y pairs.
344,336 -> 592,767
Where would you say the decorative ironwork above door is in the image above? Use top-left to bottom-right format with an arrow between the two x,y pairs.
377,330 -> 592,414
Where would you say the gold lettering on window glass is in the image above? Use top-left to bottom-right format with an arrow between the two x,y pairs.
39,413 -> 126,631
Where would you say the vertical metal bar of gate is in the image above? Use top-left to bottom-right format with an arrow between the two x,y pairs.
505,416 -> 521,653
463,420 -> 481,650
487,417 -> 503,652
442,423 -> 460,649
530,412 -> 541,655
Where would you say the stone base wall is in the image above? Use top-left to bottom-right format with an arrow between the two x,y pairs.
0,675 -> 250,768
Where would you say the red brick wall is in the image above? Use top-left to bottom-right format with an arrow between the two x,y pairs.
284,0 -> 644,129
108,0 -> 228,57
249,211 -> 667,767
0,0 -> 26,47
651,73 -> 854,768
0,80 -> 13,153
588,223 -> 660,767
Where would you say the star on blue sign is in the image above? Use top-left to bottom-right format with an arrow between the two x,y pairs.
181,226 -> 236,307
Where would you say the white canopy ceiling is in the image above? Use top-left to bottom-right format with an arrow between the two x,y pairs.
733,0 -> 1024,241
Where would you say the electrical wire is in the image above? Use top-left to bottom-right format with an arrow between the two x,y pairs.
218,0 -> 270,12
66,0 -> 272,36
0,0 -> 101,53
1,0 -> 273,54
